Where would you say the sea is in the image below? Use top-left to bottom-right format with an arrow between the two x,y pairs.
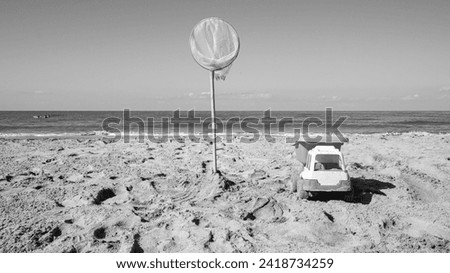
0,111 -> 449,138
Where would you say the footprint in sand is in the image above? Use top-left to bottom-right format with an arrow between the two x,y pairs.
243,197 -> 284,221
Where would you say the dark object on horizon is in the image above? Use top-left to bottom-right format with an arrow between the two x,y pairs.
33,114 -> 50,119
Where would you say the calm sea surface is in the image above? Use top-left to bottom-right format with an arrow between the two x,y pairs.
0,111 -> 449,137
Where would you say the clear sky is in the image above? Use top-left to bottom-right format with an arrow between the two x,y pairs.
1,0 -> 449,110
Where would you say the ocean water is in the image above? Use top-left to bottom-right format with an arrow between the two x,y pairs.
0,111 -> 449,138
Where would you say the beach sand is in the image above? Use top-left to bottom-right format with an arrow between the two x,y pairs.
0,133 -> 449,253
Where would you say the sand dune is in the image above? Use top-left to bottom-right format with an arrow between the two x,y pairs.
0,133 -> 449,252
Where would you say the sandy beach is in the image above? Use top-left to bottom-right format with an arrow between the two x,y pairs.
0,133 -> 449,253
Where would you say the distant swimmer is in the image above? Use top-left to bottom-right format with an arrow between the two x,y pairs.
33,115 -> 50,119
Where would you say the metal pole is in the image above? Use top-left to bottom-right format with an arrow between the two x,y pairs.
210,70 -> 218,173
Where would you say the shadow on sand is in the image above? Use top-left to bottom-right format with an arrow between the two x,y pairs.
308,177 -> 396,204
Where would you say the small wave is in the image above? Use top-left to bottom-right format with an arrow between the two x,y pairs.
0,132 -> 79,138
0,130 -> 114,139
1,130 -> 449,140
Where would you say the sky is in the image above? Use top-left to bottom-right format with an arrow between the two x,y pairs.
0,0 -> 449,111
